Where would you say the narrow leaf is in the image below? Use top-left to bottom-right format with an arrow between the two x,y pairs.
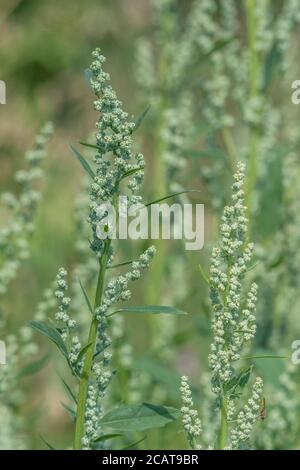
198,263 -> 209,285
122,436 -> 146,450
18,353 -> 50,378
118,166 -> 144,183
108,260 -> 134,270
108,305 -> 188,317
242,355 -> 288,360
70,145 -> 95,178
145,190 -> 200,207
29,321 -> 68,359
99,403 -> 180,431
133,105 -> 150,132
61,401 -> 76,421
80,141 -> 98,150
92,433 -> 123,443
78,279 -> 94,315
40,435 -> 56,450
76,342 -> 94,364
58,375 -> 77,405
225,366 -> 253,393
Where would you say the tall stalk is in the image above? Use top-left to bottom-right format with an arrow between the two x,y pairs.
74,241 -> 110,450
245,0 -> 261,227
218,395 -> 228,450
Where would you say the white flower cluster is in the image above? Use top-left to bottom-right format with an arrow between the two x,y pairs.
209,162 -> 258,387
87,49 -> 145,258
0,123 -> 52,295
53,268 -> 82,368
82,384 -> 98,450
230,377 -> 263,449
95,246 -> 156,319
54,268 -> 76,337
180,376 -> 202,450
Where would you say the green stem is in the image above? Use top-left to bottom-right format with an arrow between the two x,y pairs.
245,0 -> 262,235
73,241 -> 110,450
218,395 -> 228,450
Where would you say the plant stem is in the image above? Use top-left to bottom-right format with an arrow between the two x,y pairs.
245,0 -> 260,228
74,241 -> 110,450
218,395 -> 228,450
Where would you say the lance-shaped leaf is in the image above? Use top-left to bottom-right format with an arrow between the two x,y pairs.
132,105 -> 150,132
80,141 -> 98,150
122,436 -> 146,450
117,166 -> 144,184
29,321 -> 68,359
92,433 -> 123,444
78,279 -> 94,315
145,189 -> 201,207
76,342 -> 94,365
108,260 -> 135,270
18,353 -> 50,378
61,402 -> 76,421
108,305 -> 188,317
58,375 -> 77,405
70,145 -> 95,178
99,403 -> 180,431
40,435 -> 56,450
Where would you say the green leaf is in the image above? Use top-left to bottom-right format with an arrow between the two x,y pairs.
118,166 -> 144,183
108,260 -> 135,270
122,436 -> 146,450
29,321 -> 68,359
58,375 -> 77,405
242,355 -> 288,360
40,435 -> 56,450
70,145 -> 95,178
99,403 -> 180,431
225,366 -> 252,392
76,342 -> 94,364
80,141 -> 98,150
109,305 -> 188,317
18,353 -> 50,378
249,349 -> 287,387
133,105 -> 150,132
78,279 -> 94,315
145,190 -> 201,207
198,263 -> 209,285
92,433 -> 123,443
61,401 -> 76,421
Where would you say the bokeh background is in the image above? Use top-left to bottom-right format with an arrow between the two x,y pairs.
1,0 -> 300,450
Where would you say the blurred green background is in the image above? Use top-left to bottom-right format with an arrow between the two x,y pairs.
1,0 -> 300,450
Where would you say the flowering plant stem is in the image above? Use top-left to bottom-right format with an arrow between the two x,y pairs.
218,395 -> 228,450
74,240 -> 111,450
245,0 -> 260,222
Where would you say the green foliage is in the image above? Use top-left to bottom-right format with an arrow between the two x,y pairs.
99,403 -> 180,432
